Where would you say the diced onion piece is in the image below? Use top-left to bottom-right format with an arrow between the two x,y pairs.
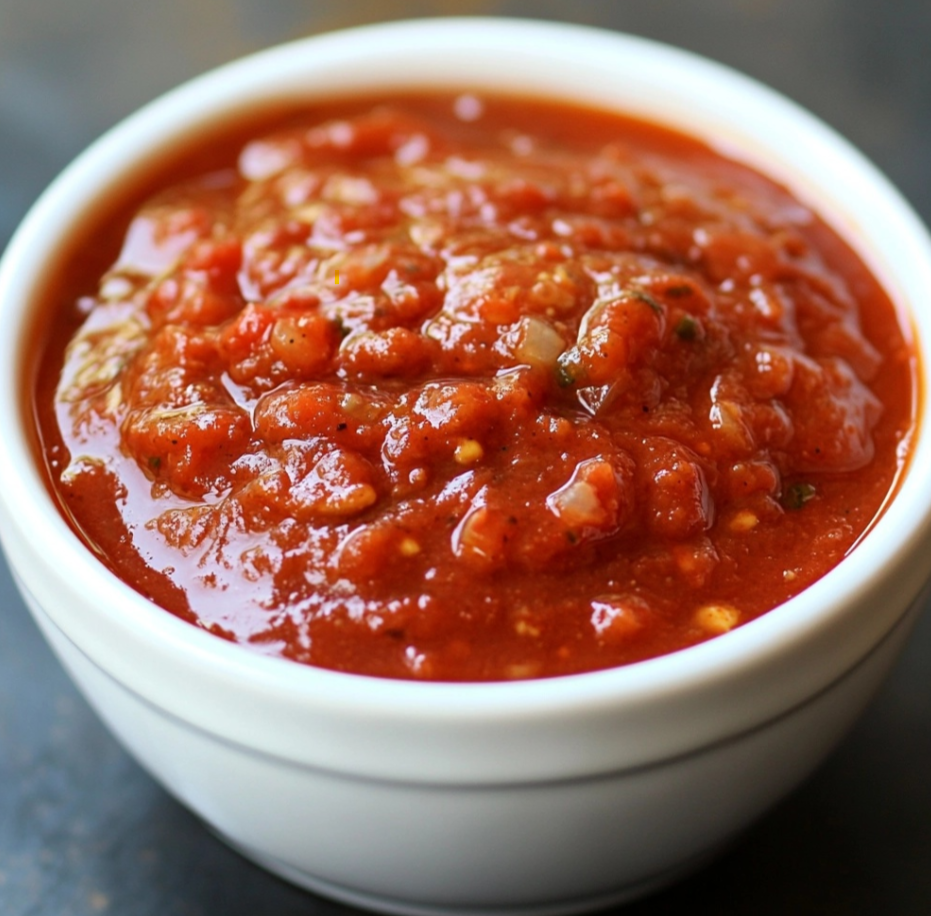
513,316 -> 566,368
289,449 -> 378,518
548,478 -> 604,528
547,457 -> 623,531
709,398 -> 755,451
452,505 -> 507,570
239,138 -> 299,180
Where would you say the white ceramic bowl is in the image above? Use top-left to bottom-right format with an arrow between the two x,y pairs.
2,18 -> 931,916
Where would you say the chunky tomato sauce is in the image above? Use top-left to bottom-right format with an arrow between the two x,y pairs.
34,93 -> 915,680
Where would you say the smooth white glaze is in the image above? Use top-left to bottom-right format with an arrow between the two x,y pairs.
1,19 -> 931,914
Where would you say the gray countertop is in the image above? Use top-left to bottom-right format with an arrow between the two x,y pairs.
2,2 -> 930,914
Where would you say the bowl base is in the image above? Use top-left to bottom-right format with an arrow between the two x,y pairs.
219,831 -> 718,916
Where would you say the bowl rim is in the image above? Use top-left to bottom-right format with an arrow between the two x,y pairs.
2,15 -> 931,726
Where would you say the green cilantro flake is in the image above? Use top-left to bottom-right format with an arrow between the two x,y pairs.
630,288 -> 663,314
555,353 -> 579,388
784,482 -> 817,510
675,315 -> 700,341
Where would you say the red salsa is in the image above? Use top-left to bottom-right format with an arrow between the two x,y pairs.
35,93 -> 916,680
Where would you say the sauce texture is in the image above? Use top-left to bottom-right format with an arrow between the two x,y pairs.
35,93 -> 916,680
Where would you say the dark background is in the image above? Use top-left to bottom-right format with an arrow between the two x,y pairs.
1,2 -> 930,914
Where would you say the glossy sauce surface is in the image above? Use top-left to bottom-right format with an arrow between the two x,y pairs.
35,93 -> 916,680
